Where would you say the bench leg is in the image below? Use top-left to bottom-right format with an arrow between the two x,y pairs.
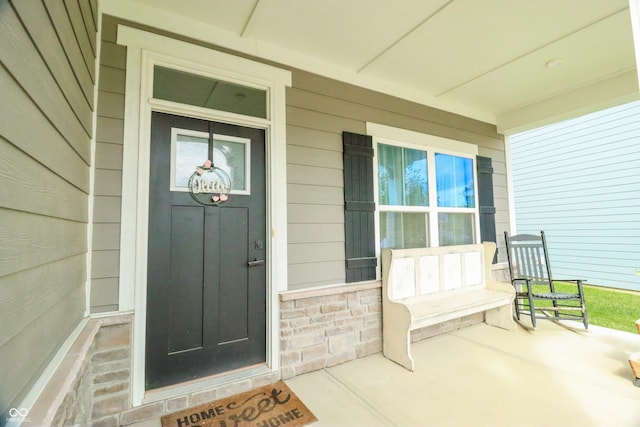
383,322 -> 414,371
629,352 -> 640,384
485,305 -> 516,331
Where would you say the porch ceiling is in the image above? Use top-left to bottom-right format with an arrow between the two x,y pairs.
110,0 -> 639,133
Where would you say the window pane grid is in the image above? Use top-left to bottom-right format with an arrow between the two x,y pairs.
377,141 -> 478,249
171,129 -> 250,194
379,205 -> 430,213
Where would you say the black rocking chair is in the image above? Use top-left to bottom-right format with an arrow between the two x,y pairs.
504,231 -> 588,329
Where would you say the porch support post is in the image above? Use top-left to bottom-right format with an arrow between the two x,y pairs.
629,0 -> 640,90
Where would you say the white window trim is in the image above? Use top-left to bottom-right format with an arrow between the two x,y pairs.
368,122 -> 481,271
367,122 -> 479,156
117,25 -> 291,406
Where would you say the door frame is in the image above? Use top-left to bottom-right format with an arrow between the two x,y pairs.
116,26 -> 291,406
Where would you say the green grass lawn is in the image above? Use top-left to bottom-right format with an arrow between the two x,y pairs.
521,282 -> 640,333
580,284 -> 640,333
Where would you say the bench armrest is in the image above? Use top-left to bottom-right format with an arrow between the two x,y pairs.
487,279 -> 516,295
482,242 -> 515,296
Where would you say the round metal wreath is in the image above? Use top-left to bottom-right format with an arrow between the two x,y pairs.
187,160 -> 232,206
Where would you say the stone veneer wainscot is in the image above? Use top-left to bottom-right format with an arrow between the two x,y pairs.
279,281 -> 384,379
279,263 -> 511,377
25,264 -> 509,426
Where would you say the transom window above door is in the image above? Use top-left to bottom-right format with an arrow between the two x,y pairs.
153,66 -> 267,119
377,142 -> 478,249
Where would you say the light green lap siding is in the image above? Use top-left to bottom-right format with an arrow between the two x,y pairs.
92,16 -> 507,297
90,18 -> 127,313
0,0 -> 95,418
286,72 -> 506,289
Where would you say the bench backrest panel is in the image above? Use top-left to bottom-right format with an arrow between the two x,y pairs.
383,244 -> 488,302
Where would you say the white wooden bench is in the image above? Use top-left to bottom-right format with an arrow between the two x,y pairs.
381,242 -> 515,371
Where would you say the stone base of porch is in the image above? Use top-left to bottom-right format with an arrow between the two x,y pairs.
278,279 -> 492,378
27,269 -> 510,426
26,315 -> 279,427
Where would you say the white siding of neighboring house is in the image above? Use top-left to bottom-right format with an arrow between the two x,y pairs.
509,101 -> 640,291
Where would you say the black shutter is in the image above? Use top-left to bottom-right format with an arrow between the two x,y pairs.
477,155 -> 497,262
343,132 -> 377,282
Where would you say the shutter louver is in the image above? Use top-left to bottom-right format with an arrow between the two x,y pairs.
343,132 -> 377,282
477,155 -> 497,262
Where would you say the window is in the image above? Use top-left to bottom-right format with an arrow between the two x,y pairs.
170,128 -> 251,194
153,66 -> 267,119
377,142 -> 478,249
378,144 -> 428,206
435,153 -> 476,246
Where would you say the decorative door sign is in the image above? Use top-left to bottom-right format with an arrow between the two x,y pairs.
188,159 -> 231,206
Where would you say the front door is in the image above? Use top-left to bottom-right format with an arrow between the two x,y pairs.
145,112 -> 266,390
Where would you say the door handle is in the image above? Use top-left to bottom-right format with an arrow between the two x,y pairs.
248,258 -> 265,267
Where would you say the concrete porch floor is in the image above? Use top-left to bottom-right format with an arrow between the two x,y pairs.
135,320 -> 640,427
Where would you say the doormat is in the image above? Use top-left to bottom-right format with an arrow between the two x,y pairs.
161,381 -> 317,427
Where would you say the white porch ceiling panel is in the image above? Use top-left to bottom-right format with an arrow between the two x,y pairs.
119,0 -> 638,133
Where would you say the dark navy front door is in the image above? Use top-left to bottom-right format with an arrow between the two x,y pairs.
145,112 -> 266,390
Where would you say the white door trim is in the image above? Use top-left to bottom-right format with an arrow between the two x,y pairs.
116,25 -> 291,406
